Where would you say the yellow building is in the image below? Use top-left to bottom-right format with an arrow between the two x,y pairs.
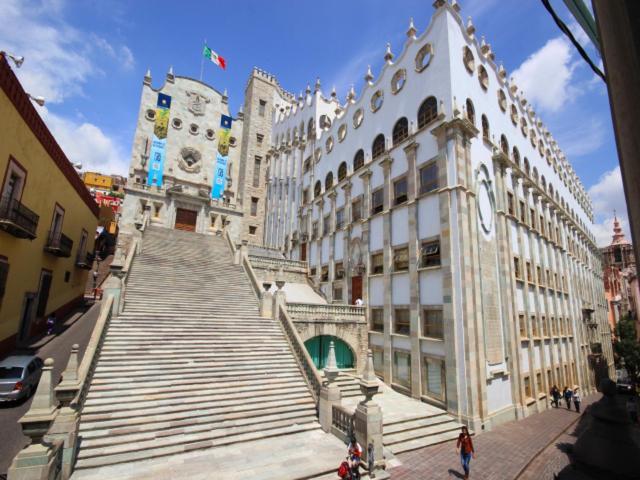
0,54 -> 98,357
82,171 -> 113,192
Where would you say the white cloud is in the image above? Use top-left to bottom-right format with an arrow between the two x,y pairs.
462,0 -> 500,20
0,0 -> 135,103
39,108 -> 129,175
555,117 -> 605,157
588,166 -> 631,246
512,37 -> 581,114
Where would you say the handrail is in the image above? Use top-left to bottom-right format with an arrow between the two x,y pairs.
248,254 -> 308,271
122,238 -> 138,279
225,229 -> 236,255
286,302 -> 366,322
332,404 -> 355,438
277,303 -> 323,402
74,295 -> 114,409
242,253 -> 262,300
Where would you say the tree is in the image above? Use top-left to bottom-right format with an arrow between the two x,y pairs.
614,315 -> 640,384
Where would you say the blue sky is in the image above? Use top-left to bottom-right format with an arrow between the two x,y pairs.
0,0 -> 629,246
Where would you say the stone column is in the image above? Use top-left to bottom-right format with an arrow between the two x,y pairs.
380,156 -> 394,384
404,141 -> 422,398
359,170 -> 372,307
319,341 -> 342,432
354,351 -> 386,475
342,182 -> 353,302
328,191 -> 337,302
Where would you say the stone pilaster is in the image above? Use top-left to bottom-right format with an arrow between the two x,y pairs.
359,170 -> 372,307
380,156 -> 394,385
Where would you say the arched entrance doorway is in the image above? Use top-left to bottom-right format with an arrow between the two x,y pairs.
304,335 -> 354,370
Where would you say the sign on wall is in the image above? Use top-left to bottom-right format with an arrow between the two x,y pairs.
211,114 -> 232,199
94,191 -> 121,215
146,93 -> 172,186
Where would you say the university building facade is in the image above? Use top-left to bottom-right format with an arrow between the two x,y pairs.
262,2 -> 614,429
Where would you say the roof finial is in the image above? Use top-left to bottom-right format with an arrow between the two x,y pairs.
143,68 -> 152,86
451,0 -> 461,12
384,42 -> 394,63
466,17 -> 476,37
480,37 -> 490,55
365,65 -> 374,84
498,62 -> 506,80
407,17 -> 417,38
347,83 -> 356,102
314,76 -> 321,93
305,83 -> 311,95
167,65 -> 175,83
330,85 -> 337,99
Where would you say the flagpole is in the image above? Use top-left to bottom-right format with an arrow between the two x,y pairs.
200,38 -> 207,82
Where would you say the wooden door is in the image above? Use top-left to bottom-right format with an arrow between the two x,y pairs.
300,243 -> 307,261
351,276 -> 362,304
175,208 -> 197,231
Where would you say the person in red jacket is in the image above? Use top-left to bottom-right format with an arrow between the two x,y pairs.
456,426 -> 475,479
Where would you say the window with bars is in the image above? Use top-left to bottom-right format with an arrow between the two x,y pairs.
323,215 -> 330,236
526,261 -> 533,283
524,376 -> 532,398
394,308 -> 410,335
518,313 -> 527,338
251,197 -> 259,216
507,192 -> 515,215
312,221 -> 319,240
420,162 -> 438,194
423,307 -> 443,339
514,257 -> 522,280
336,208 -> 344,229
394,177 -> 408,205
352,198 -> 362,222
393,247 -> 409,272
371,308 -> 384,332
531,315 -> 539,337
371,252 -> 384,274
393,350 -> 411,388
372,134 -> 386,159
335,262 -> 344,279
258,99 -> 266,116
321,265 -> 329,282
421,240 -> 440,267
353,149 -> 365,171
423,356 -> 445,401
418,96 -> 438,129
371,189 -> 384,215
519,200 -> 526,224
253,157 -> 262,187
392,117 -> 409,145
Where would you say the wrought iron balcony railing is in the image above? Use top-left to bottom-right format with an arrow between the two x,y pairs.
44,230 -> 73,257
0,194 -> 39,239
75,251 -> 94,269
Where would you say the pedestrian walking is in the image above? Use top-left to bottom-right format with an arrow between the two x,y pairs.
456,426 -> 475,480
46,313 -> 56,335
627,395 -> 638,424
563,386 -> 573,410
550,385 -> 561,408
572,387 -> 581,413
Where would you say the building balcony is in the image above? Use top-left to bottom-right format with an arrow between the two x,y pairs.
75,251 -> 94,269
0,195 -> 39,239
44,230 -> 73,257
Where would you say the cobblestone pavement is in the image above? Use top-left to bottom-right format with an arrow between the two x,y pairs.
0,302 -> 102,477
391,394 -> 599,480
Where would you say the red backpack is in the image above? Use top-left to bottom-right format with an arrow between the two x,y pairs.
338,460 -> 350,478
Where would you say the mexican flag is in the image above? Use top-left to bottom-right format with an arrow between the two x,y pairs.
203,45 -> 226,70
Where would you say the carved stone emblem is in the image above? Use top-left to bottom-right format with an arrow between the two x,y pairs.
177,147 -> 202,174
187,91 -> 209,116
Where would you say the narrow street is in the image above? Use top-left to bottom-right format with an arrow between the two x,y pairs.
0,302 -> 102,477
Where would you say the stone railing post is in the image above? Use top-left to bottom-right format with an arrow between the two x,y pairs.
8,358 -> 61,480
260,276 -> 274,318
319,341 -> 342,432
102,244 -> 125,316
354,350 -> 387,476
50,345 -> 81,479
272,269 -> 287,317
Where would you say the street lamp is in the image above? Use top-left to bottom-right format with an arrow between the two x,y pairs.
0,51 -> 24,68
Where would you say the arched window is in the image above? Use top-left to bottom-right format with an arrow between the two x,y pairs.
338,162 -> 348,181
325,172 -> 334,190
353,149 -> 365,171
541,175 -> 546,191
512,146 -> 520,166
481,115 -> 490,140
392,117 -> 409,145
466,98 -> 475,125
372,134 -> 385,159
417,96 -> 438,129
500,135 -> 509,155
314,180 -> 322,198
532,167 -> 539,184
524,157 -> 531,176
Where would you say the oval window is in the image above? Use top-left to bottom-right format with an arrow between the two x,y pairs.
391,68 -> 407,94
326,136 -> 334,153
370,90 -> 384,112
353,108 -> 364,128
415,43 -> 434,72
338,124 -> 347,142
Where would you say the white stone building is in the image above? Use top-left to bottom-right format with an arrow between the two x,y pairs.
263,1 -> 614,430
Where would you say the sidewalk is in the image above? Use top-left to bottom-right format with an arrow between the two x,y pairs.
390,394 -> 600,480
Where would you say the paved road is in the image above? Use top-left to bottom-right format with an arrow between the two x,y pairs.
0,302 -> 101,477
391,394 -> 600,480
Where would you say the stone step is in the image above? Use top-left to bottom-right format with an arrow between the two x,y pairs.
81,390 -> 314,421
383,414 -> 458,435
75,422 -> 322,470
83,384 -> 312,414
89,365 -> 303,385
80,396 -> 316,433
80,408 -> 317,448
85,378 -> 310,403
86,370 -> 305,394
93,358 -> 298,375
384,421 -> 463,446
99,343 -> 290,352
387,429 -> 462,454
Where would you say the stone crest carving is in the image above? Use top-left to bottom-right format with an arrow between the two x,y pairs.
177,147 -> 202,174
187,91 -> 210,116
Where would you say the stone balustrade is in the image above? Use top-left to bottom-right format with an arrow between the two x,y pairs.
287,302 -> 366,324
248,254 -> 308,273
331,404 -> 355,440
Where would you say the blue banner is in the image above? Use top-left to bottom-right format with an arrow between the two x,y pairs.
211,114 -> 233,198
146,93 -> 172,186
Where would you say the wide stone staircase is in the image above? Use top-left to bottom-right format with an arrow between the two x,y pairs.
73,226 -> 345,479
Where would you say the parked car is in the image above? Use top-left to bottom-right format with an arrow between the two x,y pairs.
0,356 -> 43,403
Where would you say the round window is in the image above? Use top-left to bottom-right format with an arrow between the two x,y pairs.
172,118 -> 182,129
370,90 -> 384,112
338,124 -> 347,142
189,124 -> 199,135
391,69 -> 407,94
229,137 -> 237,147
353,108 -> 364,128
326,136 -> 334,153
145,109 -> 156,121
415,43 -> 434,72
206,128 -> 215,140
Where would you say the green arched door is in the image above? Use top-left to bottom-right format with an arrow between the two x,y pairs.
304,335 -> 354,370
